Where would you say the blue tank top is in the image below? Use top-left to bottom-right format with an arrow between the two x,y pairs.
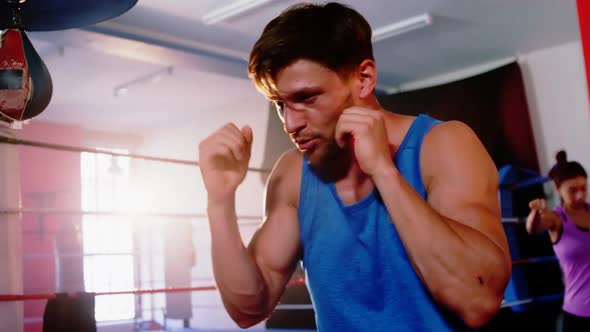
298,114 -> 466,331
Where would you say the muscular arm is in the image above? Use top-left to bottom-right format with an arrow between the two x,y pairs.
207,150 -> 302,328
373,121 -> 511,328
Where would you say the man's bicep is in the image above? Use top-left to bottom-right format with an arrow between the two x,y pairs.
248,205 -> 300,293
423,122 -> 505,245
248,150 -> 302,307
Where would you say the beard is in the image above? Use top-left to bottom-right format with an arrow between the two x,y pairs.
306,136 -> 351,183
305,91 -> 355,183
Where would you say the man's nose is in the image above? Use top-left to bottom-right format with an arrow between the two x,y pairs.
283,105 -> 306,135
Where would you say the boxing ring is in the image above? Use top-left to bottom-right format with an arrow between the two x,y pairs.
0,134 -> 566,331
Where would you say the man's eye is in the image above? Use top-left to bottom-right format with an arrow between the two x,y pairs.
296,94 -> 316,103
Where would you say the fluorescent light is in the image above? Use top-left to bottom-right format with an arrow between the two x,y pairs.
202,0 -> 274,25
372,13 -> 432,43
114,66 -> 173,98
114,87 -> 128,97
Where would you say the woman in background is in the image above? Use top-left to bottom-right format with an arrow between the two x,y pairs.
526,150 -> 589,332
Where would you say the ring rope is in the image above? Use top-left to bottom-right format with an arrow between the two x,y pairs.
0,280 -> 307,302
500,293 -> 563,308
511,256 -> 558,265
0,208 -> 262,222
0,135 -> 271,173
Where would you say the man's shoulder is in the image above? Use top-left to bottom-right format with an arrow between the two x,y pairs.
424,120 -> 477,148
267,149 -> 303,206
273,149 -> 303,175
421,120 -> 493,189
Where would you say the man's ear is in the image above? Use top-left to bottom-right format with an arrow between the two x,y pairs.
356,59 -> 377,99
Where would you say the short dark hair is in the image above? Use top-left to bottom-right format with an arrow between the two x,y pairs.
548,150 -> 587,188
248,2 -> 374,98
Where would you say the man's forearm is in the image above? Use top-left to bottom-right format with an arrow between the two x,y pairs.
207,198 -> 268,321
372,167 -> 508,325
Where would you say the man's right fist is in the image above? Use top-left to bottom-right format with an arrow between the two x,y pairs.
198,123 -> 253,202
529,198 -> 547,212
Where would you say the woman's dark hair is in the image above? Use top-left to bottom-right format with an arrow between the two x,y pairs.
548,150 -> 587,188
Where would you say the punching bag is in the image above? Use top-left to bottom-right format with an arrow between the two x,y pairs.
0,28 -> 52,126
164,220 -> 195,323
0,0 -> 138,127
43,293 -> 97,332
54,220 -> 84,293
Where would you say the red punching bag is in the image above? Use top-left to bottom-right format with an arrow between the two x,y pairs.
0,0 -> 138,128
0,28 -> 52,126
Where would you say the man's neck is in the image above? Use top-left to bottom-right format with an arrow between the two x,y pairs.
333,151 -> 376,205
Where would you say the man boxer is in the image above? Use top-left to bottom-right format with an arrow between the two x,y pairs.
198,3 -> 511,331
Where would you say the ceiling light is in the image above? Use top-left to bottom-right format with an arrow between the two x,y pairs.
202,0 -> 274,25
372,13 -> 432,43
114,87 -> 128,97
114,66 -> 173,97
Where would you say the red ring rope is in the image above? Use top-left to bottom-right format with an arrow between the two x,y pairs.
0,280 -> 306,302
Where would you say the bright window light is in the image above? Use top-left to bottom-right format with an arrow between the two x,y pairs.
81,150 -> 135,322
